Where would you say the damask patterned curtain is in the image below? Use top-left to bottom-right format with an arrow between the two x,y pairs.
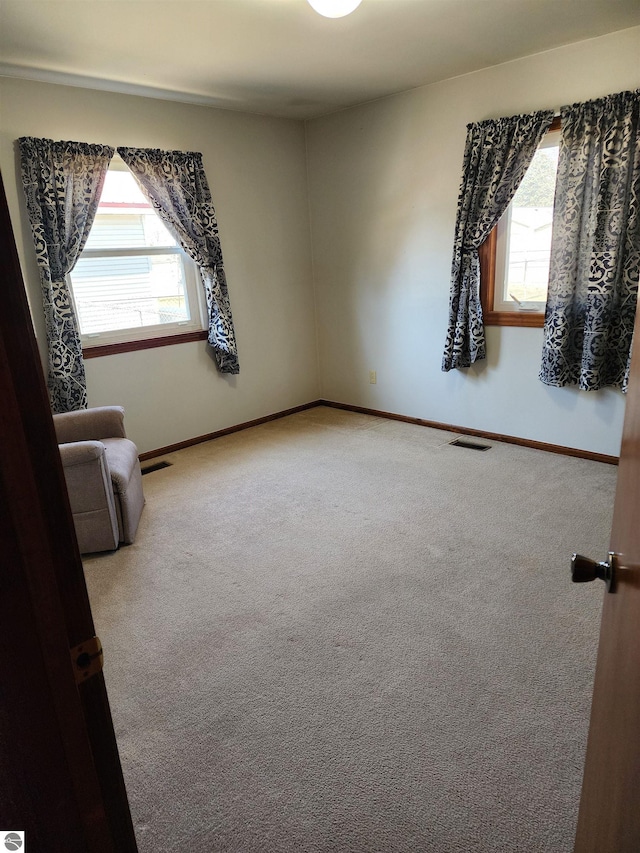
539,90 -> 640,391
19,137 -> 114,412
117,147 -> 239,374
442,110 -> 554,371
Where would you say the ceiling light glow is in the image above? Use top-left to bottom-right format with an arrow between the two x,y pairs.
307,0 -> 363,18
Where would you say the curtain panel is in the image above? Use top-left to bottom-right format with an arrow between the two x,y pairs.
442,110 -> 554,372
19,137 -> 114,412
117,147 -> 239,374
539,90 -> 640,392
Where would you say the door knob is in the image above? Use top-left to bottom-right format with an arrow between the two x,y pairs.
571,552 -> 616,593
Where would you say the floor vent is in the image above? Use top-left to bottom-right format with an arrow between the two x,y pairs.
449,438 -> 491,451
141,460 -> 172,475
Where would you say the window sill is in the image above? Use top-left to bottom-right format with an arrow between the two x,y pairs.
483,310 -> 545,328
82,329 -> 207,359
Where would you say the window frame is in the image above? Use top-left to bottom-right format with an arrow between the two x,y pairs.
479,115 -> 561,328
73,157 -> 208,359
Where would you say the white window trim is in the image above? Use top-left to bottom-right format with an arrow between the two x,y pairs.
68,156 -> 208,348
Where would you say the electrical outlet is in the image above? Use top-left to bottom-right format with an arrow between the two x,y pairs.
369,370 -> 377,384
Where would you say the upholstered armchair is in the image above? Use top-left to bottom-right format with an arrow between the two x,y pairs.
53,406 -> 145,554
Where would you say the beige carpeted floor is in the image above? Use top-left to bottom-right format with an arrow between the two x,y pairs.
84,406 -> 617,852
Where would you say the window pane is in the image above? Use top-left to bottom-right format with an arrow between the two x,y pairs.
71,253 -> 189,334
503,143 -> 559,306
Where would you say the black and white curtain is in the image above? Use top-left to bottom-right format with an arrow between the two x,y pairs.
19,137 -> 114,412
442,110 -> 554,371
118,147 -> 239,374
539,90 -> 640,391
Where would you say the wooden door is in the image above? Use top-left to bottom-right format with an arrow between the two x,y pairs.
0,173 -> 138,851
574,299 -> 640,851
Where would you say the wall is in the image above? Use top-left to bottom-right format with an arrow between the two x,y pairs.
305,26 -> 640,457
3,28 -> 639,459
0,78 -> 319,453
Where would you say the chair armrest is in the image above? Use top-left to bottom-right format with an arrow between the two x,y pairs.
53,406 -> 126,444
57,439 -> 119,553
58,440 -> 107,468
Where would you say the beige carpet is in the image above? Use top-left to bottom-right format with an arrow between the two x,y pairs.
84,406 -> 617,852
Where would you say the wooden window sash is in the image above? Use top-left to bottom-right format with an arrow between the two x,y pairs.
479,229 -> 545,328
479,115 -> 560,328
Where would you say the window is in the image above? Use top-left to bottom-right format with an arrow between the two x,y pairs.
69,156 -> 207,356
480,117 -> 561,327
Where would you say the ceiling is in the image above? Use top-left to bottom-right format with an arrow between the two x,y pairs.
1,0 -> 639,120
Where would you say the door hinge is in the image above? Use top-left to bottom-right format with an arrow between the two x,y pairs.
70,636 -> 104,684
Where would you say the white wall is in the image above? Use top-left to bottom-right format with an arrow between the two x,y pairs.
305,26 -> 640,457
0,79 -> 320,453
3,28 -> 639,458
